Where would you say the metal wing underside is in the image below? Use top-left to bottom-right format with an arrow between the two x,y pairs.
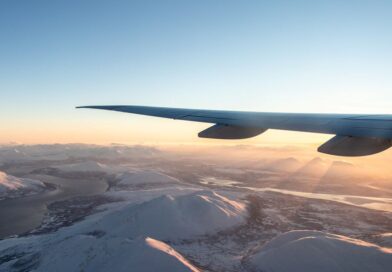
77,105 -> 392,156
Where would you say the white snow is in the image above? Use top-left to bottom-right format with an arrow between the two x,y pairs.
145,237 -> 200,272
0,235 -> 200,272
0,171 -> 46,199
248,230 -> 392,272
38,236 -> 200,272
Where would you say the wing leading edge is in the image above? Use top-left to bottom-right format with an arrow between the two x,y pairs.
77,105 -> 392,156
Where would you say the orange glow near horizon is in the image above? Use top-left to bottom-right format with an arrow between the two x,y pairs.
2,117 -> 392,182
1,113 -> 330,145
2,114 -> 392,179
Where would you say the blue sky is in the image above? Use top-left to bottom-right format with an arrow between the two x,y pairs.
0,0 -> 392,143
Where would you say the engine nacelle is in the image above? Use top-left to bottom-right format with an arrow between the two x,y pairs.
318,135 -> 392,156
198,124 -> 267,139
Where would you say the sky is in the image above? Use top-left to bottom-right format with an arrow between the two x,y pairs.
0,0 -> 392,145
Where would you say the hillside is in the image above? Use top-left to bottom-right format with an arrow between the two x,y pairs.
0,171 -> 46,200
0,190 -> 244,271
247,230 -> 392,272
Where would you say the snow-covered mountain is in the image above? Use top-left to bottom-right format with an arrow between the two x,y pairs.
0,171 -> 46,200
92,190 -> 246,240
295,157 -> 329,177
0,191 -> 244,271
247,230 -> 392,272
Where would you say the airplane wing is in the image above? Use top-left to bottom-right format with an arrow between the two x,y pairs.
77,105 -> 392,156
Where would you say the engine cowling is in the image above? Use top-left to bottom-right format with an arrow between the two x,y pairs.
318,135 -> 392,156
198,124 -> 267,139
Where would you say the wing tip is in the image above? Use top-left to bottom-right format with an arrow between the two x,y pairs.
75,105 -> 112,110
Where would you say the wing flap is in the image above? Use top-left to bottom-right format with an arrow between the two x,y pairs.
318,135 -> 392,156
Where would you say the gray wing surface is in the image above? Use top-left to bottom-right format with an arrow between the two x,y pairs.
77,105 -> 392,156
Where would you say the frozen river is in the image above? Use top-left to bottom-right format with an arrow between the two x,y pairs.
201,177 -> 392,212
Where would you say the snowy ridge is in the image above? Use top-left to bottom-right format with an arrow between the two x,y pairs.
145,237 -> 200,272
247,230 -> 392,272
